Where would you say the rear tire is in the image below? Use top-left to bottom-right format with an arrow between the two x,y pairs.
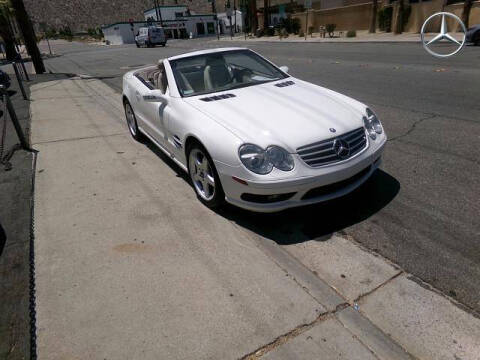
187,143 -> 225,209
161,42 -> 166,47
124,100 -> 144,142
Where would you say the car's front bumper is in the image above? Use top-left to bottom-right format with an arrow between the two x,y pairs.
217,138 -> 386,212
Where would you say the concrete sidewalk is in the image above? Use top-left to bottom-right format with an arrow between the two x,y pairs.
30,76 -> 479,359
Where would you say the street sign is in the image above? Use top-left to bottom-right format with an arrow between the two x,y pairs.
304,0 -> 312,9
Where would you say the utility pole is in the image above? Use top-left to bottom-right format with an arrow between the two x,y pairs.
10,0 -> 45,74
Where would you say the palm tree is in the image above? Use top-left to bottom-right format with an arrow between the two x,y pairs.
249,0 -> 258,34
263,0 -> 269,28
394,0 -> 404,34
461,0 -> 473,29
0,1 -> 18,61
369,0 -> 378,33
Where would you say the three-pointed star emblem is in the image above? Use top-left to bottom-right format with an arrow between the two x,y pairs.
426,13 -> 461,46
421,12 -> 466,58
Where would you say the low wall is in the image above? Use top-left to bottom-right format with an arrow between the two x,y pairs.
291,0 -> 480,34
293,2 -> 373,32
395,0 -> 480,33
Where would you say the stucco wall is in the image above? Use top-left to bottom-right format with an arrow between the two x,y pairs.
396,0 -> 480,33
293,3 -> 373,32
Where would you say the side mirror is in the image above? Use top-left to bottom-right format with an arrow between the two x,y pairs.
143,89 -> 168,104
279,65 -> 289,74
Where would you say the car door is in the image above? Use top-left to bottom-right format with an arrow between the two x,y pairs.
136,65 -> 169,144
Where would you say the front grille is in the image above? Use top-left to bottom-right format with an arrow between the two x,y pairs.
301,165 -> 371,200
297,127 -> 367,167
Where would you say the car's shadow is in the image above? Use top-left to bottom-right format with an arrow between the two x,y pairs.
144,141 -> 400,245
216,169 -> 400,245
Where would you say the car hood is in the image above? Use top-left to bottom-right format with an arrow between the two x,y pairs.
182,78 -> 367,152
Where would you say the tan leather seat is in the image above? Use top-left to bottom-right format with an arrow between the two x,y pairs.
203,56 -> 232,90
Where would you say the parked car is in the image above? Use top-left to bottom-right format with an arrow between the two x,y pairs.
466,24 -> 480,45
135,26 -> 167,48
122,48 -> 386,212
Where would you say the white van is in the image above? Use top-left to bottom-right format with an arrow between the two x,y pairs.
135,27 -> 167,48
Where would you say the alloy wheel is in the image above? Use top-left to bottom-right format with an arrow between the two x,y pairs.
189,149 -> 215,201
125,103 -> 137,136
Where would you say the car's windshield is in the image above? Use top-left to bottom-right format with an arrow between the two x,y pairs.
169,49 -> 288,97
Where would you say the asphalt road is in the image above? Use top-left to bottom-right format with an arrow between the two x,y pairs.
40,39 -> 480,313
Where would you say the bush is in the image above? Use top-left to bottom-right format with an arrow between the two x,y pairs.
402,5 -> 412,30
299,30 -> 305,37
279,28 -> 288,39
346,30 -> 356,37
255,28 -> 264,37
59,26 -> 73,40
378,7 -> 393,32
45,27 -> 57,39
265,26 -> 275,36
308,26 -> 314,35
277,17 -> 301,34
325,23 -> 336,37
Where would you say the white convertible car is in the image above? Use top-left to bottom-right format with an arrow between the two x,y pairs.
122,48 -> 386,212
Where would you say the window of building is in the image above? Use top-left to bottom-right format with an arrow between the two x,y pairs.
207,22 -> 215,34
196,23 -> 205,35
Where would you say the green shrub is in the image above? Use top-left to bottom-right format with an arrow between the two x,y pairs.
255,28 -> 264,37
378,7 -> 393,32
265,26 -> 275,36
277,17 -> 301,34
402,5 -> 411,30
59,26 -> 73,40
346,30 -> 356,37
325,23 -> 336,37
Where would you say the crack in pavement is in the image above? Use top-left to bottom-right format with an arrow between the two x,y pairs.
239,302 -> 350,360
387,114 -> 437,142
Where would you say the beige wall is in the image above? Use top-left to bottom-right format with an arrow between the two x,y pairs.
290,0 -> 480,34
400,0 -> 480,33
293,3 -> 373,32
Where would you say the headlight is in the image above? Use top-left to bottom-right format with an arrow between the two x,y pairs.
363,108 -> 383,140
239,144 -> 294,174
239,144 -> 274,174
266,146 -> 294,171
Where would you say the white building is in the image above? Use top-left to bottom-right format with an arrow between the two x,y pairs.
217,10 -> 243,33
102,8 -> 219,45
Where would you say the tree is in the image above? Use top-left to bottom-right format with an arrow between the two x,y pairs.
249,0 -> 258,34
369,0 -> 378,33
0,1 -> 18,61
394,0 -> 404,34
461,0 -> 473,29
263,0 -> 269,28
10,0 -> 45,73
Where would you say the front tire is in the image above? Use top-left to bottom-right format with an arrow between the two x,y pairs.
135,41 -> 139,48
187,144 -> 225,209
124,100 -> 144,142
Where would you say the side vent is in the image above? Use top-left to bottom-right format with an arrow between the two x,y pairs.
274,80 -> 295,88
200,94 -> 236,102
